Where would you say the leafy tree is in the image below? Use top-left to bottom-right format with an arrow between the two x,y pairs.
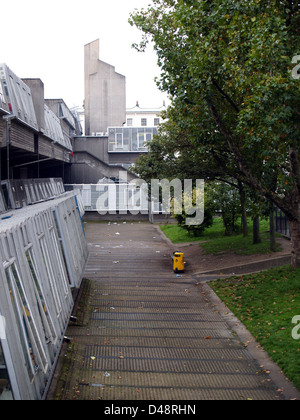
174,183 -> 215,236
130,0 -> 300,267
209,182 -> 241,236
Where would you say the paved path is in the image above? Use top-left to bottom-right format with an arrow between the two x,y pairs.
52,222 -> 284,400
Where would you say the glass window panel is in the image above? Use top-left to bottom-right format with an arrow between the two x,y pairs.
26,250 -> 58,345
116,133 -> 123,148
10,264 -> 48,374
131,128 -> 138,151
50,229 -> 69,298
40,238 -> 62,317
5,267 -> 34,380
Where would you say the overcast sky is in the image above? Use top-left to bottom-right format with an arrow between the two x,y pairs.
0,0 -> 168,109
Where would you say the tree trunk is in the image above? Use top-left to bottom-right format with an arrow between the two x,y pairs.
241,196 -> 248,237
238,181 -> 248,237
269,206 -> 276,252
253,216 -> 261,244
289,219 -> 300,268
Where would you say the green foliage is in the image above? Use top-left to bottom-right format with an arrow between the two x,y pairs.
130,1 -> 300,209
174,184 -> 215,236
208,182 -> 242,236
130,0 -> 300,266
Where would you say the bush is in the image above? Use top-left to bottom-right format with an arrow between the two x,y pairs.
174,185 -> 215,236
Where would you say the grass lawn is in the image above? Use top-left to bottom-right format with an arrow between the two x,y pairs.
160,218 -> 281,255
210,266 -> 300,391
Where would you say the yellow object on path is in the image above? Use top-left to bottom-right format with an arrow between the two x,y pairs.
173,251 -> 185,273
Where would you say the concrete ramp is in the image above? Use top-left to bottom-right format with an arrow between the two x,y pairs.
51,222 -> 286,400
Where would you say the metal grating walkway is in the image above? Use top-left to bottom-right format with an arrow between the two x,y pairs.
53,222 -> 283,400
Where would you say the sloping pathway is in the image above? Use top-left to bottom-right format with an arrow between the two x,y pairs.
50,222 -> 285,400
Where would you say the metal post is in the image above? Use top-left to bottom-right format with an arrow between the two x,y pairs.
2,115 -> 16,181
6,118 -> 10,180
0,144 -> 2,185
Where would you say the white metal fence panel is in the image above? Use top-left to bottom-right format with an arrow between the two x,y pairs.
0,193 -> 88,400
65,184 -> 149,214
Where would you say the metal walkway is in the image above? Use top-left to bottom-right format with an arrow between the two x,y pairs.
52,222 -> 283,400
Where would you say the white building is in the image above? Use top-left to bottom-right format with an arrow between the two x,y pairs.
125,101 -> 167,128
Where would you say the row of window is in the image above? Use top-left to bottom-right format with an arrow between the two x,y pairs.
0,194 -> 88,399
108,127 -> 158,153
0,65 -> 38,131
126,118 -> 160,127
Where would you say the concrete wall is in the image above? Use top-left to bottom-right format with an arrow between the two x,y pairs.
74,136 -> 109,164
70,135 -> 144,184
84,40 -> 126,135
69,151 -> 138,184
73,135 -> 143,166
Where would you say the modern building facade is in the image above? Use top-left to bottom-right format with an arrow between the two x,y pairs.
0,64 -> 82,182
75,39 -> 170,186
0,63 -> 89,400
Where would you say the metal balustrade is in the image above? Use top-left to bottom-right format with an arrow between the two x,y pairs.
65,183 -> 149,214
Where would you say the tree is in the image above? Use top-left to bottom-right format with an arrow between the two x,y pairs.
130,0 -> 300,267
209,182 -> 241,236
174,183 -> 215,236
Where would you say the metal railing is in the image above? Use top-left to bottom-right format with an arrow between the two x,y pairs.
275,207 -> 290,238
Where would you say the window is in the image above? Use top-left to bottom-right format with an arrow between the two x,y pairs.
39,237 -> 62,317
138,129 -> 146,149
0,188 -> 6,212
50,228 -> 70,298
127,118 -> 133,127
0,81 -> 6,104
108,127 -> 157,152
58,103 -> 64,118
146,128 -> 153,142
115,128 -> 123,149
52,209 -> 71,285
5,263 -> 48,379
154,118 -> 160,126
141,118 -> 147,127
26,250 -> 58,346
9,75 -> 21,115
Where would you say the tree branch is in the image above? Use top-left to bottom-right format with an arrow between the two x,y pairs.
289,145 -> 300,194
205,94 -> 299,219
211,78 -> 240,113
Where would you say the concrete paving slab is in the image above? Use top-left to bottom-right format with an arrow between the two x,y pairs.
49,222 -> 293,400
